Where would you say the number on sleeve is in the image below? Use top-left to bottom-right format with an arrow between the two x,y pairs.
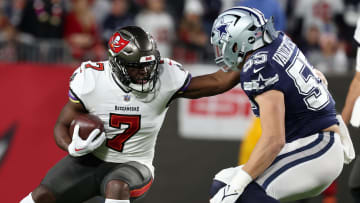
286,53 -> 329,110
85,62 -> 104,71
107,114 -> 141,152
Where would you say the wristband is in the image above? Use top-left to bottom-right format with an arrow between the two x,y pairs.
229,168 -> 253,193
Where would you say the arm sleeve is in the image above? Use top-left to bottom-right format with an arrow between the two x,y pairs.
68,62 -> 96,109
160,58 -> 190,106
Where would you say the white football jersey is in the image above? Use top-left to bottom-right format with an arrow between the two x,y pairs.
69,59 -> 190,176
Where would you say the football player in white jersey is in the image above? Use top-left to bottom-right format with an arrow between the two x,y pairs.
20,26 -> 240,203
342,17 -> 360,203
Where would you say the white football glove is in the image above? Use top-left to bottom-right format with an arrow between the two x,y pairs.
210,168 -> 252,203
68,124 -> 106,157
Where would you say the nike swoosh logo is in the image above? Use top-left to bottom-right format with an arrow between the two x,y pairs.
75,148 -> 84,152
253,66 -> 265,73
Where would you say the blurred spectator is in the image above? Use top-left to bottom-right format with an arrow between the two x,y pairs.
165,0 -> 185,24
135,0 -> 174,57
291,0 -> 344,45
0,11 -> 17,61
64,0 -> 105,61
221,0 -> 237,11
308,32 -> 348,75
0,0 -> 26,27
298,22 -> 321,56
18,0 -> 66,39
15,0 -> 68,62
202,0 -> 222,35
235,0 -> 287,31
173,0 -> 209,63
91,0 -> 111,26
335,0 -> 360,58
102,0 -> 134,47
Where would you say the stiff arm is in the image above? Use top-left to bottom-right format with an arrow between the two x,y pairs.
177,69 -> 240,99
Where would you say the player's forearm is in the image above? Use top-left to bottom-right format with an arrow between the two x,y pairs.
181,70 -> 240,99
342,72 -> 360,124
242,134 -> 284,179
53,122 -> 72,151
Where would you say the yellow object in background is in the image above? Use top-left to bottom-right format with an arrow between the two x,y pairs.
238,117 -> 262,165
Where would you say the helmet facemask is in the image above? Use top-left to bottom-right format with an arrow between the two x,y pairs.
108,26 -> 160,93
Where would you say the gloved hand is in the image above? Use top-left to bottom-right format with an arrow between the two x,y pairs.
210,168 -> 253,203
68,124 -> 106,157
210,184 -> 241,203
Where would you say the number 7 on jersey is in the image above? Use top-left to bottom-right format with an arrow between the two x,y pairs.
107,113 -> 141,152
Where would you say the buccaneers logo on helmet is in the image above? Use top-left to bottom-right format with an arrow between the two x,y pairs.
108,32 -> 130,54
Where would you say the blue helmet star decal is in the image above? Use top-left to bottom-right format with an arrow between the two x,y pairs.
216,19 -> 229,39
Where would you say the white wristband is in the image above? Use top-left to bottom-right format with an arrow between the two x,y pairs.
229,168 -> 253,193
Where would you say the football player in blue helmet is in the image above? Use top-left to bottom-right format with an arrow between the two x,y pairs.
209,6 -> 353,203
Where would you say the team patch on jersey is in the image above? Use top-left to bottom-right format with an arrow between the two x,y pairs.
124,94 -> 131,102
243,73 -> 279,91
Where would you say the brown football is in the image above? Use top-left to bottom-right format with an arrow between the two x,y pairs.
69,114 -> 105,140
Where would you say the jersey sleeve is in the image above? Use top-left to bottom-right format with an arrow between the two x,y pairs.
241,59 -> 282,98
68,61 -> 97,109
160,58 -> 191,106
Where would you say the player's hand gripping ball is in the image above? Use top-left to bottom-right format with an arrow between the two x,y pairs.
69,114 -> 105,140
68,114 -> 106,157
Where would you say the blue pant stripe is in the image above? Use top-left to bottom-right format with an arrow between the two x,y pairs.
271,132 -> 324,167
262,132 -> 335,190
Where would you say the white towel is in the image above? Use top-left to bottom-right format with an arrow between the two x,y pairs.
337,115 -> 356,164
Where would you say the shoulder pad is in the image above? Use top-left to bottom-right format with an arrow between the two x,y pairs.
70,61 -> 106,95
159,58 -> 182,68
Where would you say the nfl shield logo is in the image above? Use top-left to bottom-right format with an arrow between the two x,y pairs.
124,95 -> 131,102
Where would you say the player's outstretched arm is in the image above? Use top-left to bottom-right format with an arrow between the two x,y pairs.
242,90 -> 286,179
179,69 -> 240,99
53,101 -> 87,151
342,71 -> 360,124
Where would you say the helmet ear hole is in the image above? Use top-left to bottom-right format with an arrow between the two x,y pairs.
232,43 -> 238,53
248,25 -> 257,31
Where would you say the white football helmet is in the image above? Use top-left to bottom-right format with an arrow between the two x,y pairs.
210,6 -> 278,71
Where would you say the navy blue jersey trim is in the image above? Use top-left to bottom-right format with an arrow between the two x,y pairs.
209,180 -> 227,199
262,132 -> 334,190
165,73 -> 192,107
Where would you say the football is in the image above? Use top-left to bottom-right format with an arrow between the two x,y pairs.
69,114 -> 105,140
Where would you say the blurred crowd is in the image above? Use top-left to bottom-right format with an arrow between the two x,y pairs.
0,0 -> 359,75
